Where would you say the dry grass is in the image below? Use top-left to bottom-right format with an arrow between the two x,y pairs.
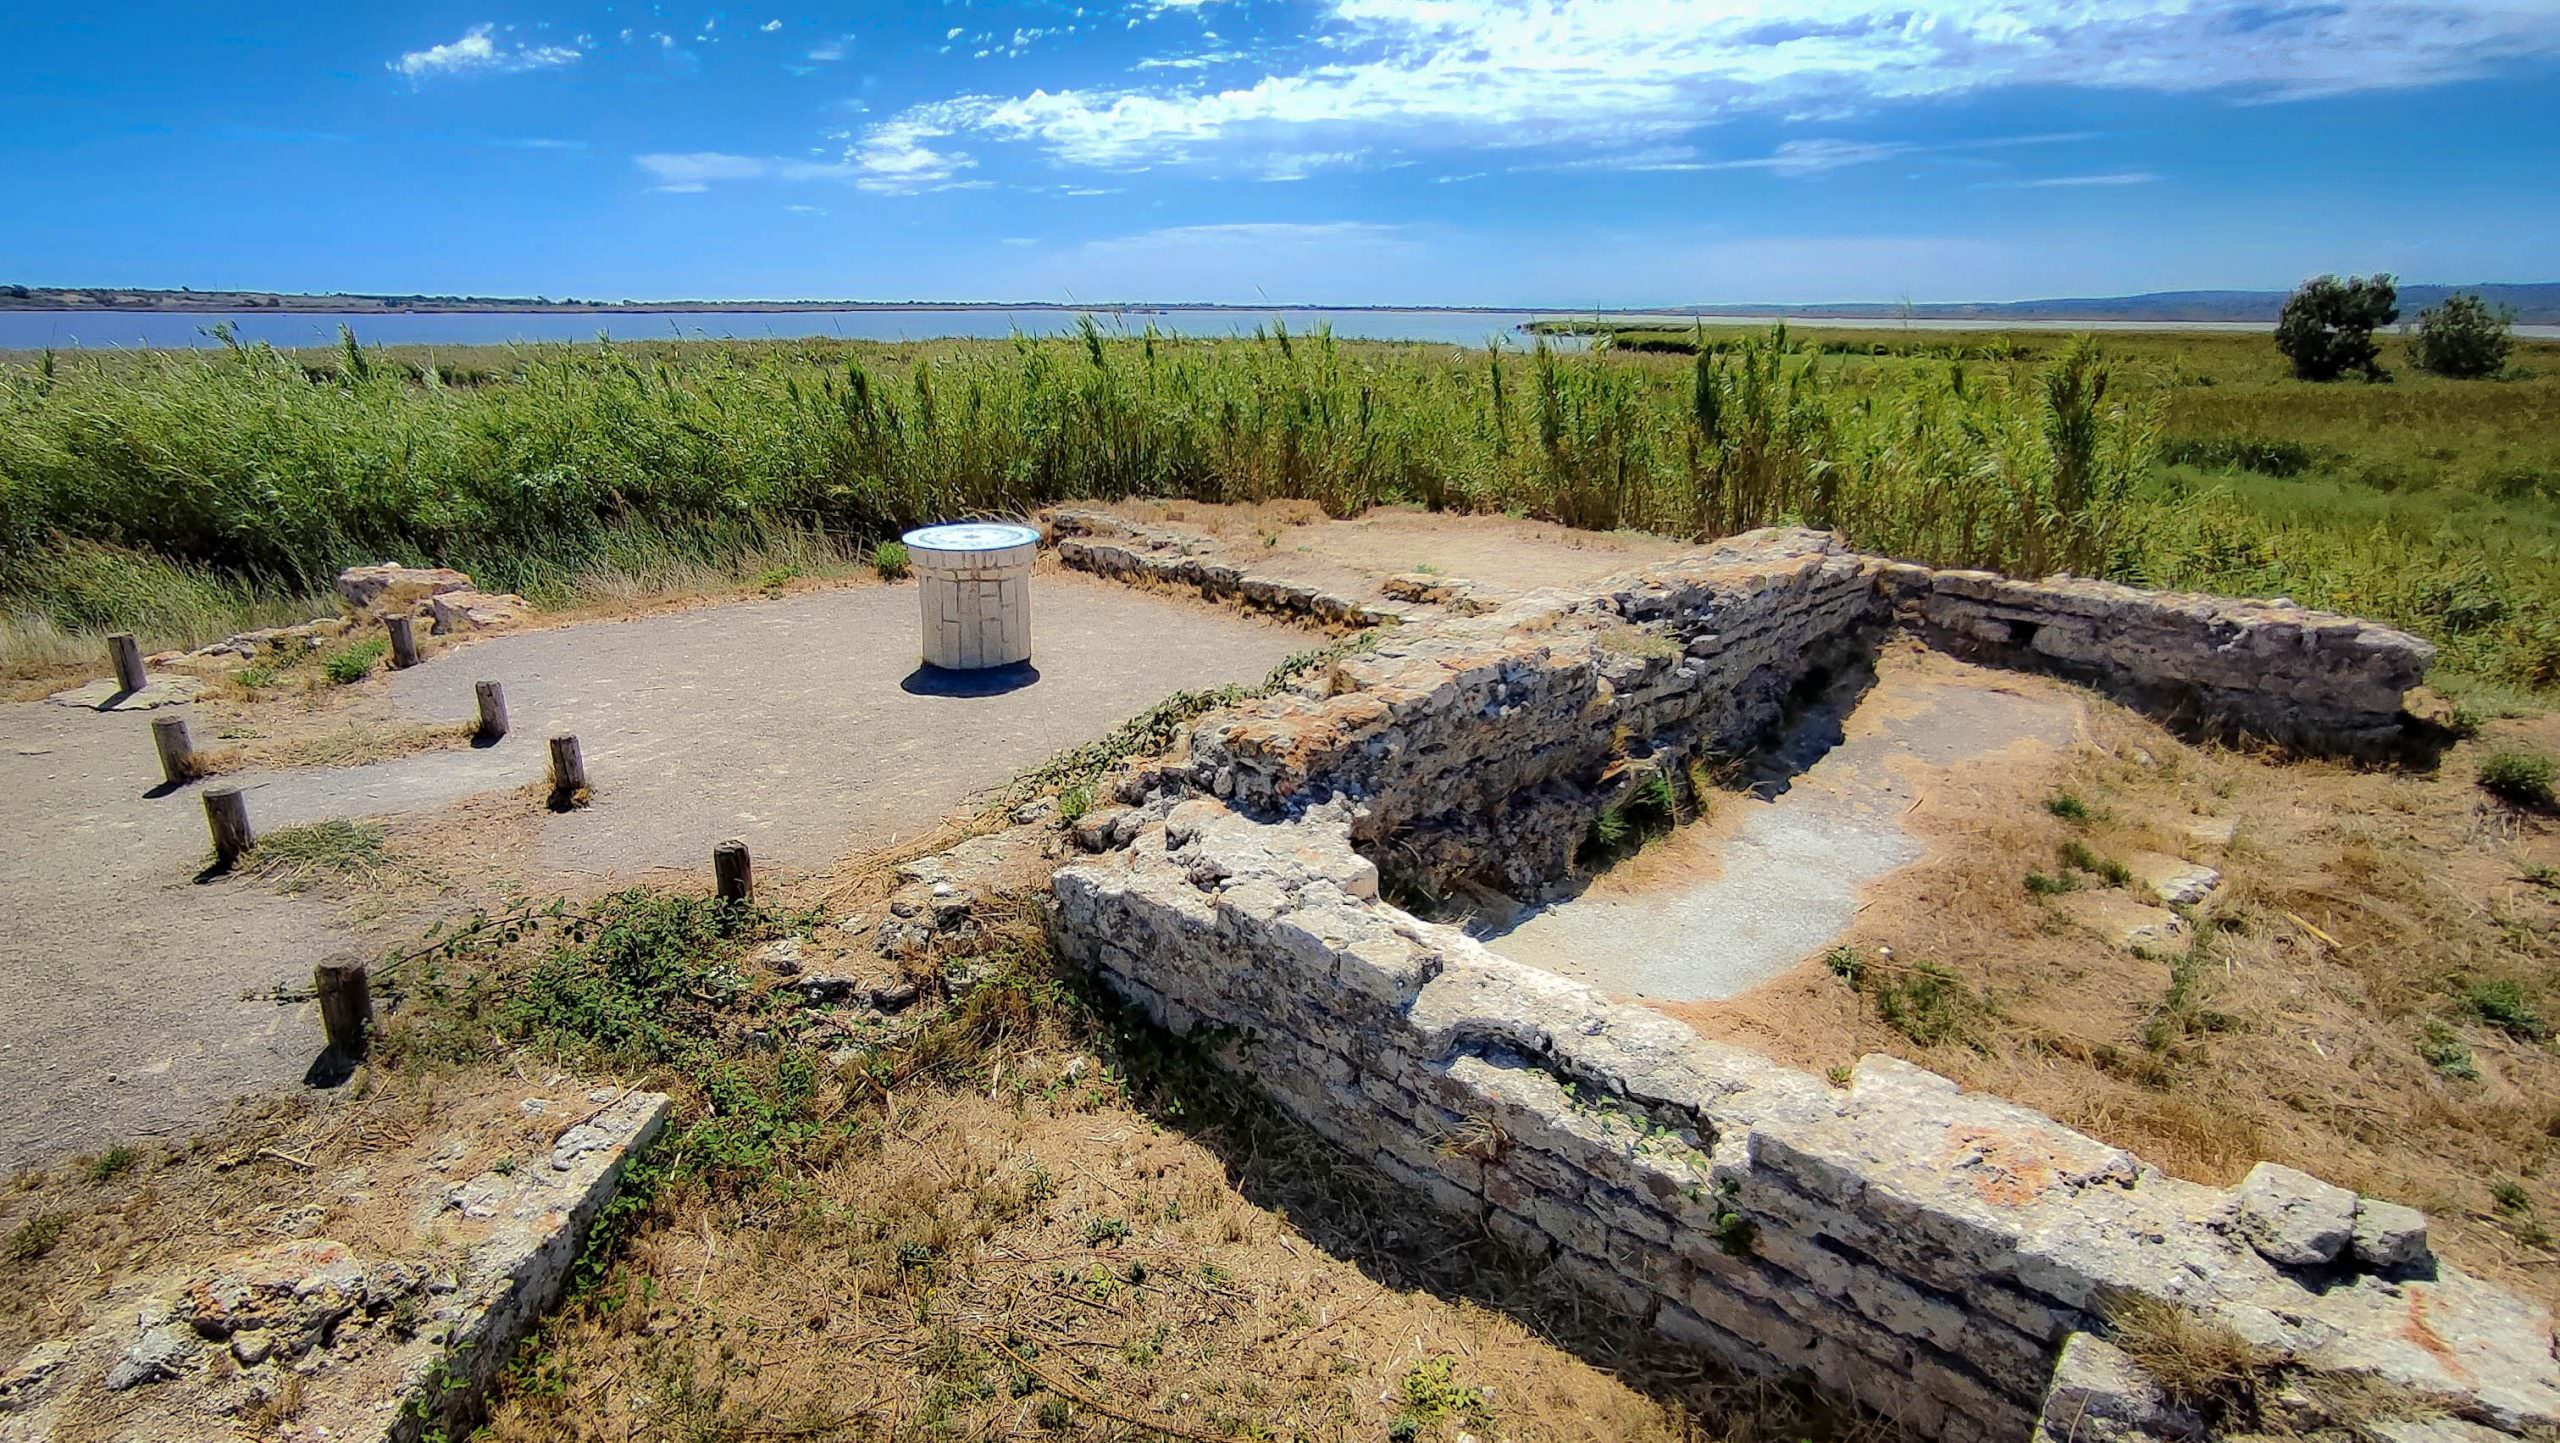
1676,649 -> 2560,1311
0,1071 -> 522,1365
197,719 -> 476,776
475,1026 -> 1876,1443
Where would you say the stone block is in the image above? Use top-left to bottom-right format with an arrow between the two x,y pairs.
2231,1162 -> 2356,1268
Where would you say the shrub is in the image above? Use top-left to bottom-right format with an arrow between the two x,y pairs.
871,541 -> 911,580
2274,274 -> 2397,382
2477,747 -> 2557,806
2410,293 -> 2515,379
2045,792 -> 2091,822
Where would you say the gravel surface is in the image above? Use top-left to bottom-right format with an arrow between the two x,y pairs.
0,572 -> 1312,1171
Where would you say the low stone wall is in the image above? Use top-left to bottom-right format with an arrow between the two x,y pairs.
1879,565 -> 2435,753
1029,525 -> 2532,1438
1046,507 -> 1401,628
1051,803 -> 2558,1441
0,1089 -> 669,1443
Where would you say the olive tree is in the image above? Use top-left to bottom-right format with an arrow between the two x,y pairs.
2275,274 -> 2398,381
2411,292 -> 2515,379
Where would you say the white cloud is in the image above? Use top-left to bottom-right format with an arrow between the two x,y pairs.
390,24 -> 582,80
807,36 -> 850,61
634,111 -> 983,197
762,19 -> 783,32
1982,171 -> 2163,188
636,152 -> 774,192
897,1 -> 2560,173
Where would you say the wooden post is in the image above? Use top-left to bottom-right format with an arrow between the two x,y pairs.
151,715 -> 195,786
473,680 -> 508,742
713,839 -> 753,904
385,614 -> 420,670
204,785 -> 253,866
108,632 -> 147,693
547,734 -> 587,805
313,960 -> 373,1059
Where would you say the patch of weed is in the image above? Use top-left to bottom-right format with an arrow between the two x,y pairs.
2045,792 -> 2092,822
2418,1020 -> 2480,1080
6,1214 -> 65,1262
322,636 -> 388,685
2024,869 -> 2081,896
2061,840 -> 2134,888
870,541 -> 911,580
1872,962 -> 1986,1049
1578,773 -> 1677,867
2143,936 -> 2236,1058
1822,945 -> 1865,987
1388,1355 -> 1493,1441
84,1145 -> 137,1183
2478,747 -> 2558,807
2460,978 -> 2551,1040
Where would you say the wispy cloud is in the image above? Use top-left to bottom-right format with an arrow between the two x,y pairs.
1980,171 -> 2163,189
391,24 -> 581,81
635,110 -> 983,196
485,136 -> 588,151
881,0 -> 2560,176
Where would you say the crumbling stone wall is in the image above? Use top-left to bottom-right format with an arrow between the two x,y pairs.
1879,565 -> 2434,754
1035,528 -> 2535,1440
1051,803 -> 2558,1441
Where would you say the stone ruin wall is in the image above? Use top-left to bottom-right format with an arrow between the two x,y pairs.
1039,528 -> 2560,1440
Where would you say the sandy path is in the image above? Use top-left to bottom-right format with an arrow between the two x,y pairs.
0,572 -> 1312,1171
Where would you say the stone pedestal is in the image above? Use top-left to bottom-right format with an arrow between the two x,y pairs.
905,523 -> 1038,670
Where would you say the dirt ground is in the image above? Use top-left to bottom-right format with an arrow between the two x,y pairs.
1487,648 -> 2086,998
0,570 -> 1314,1174
1648,643 -> 2560,1313
1086,498 -> 1696,606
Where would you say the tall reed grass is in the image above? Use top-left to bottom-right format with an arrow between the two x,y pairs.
0,322 -> 2160,663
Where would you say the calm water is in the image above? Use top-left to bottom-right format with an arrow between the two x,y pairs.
6,306 -> 2552,352
0,307 -> 1570,352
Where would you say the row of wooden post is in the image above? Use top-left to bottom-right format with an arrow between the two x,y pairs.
117,621 -> 756,1068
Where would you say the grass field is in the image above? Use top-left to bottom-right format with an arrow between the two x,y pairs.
3,320 -> 2554,699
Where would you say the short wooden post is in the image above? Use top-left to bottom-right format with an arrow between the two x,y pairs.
713,839 -> 753,904
108,632 -> 147,692
313,960 -> 374,1059
385,614 -> 420,670
204,785 -> 253,866
547,734 -> 587,804
473,680 -> 508,742
151,715 -> 195,786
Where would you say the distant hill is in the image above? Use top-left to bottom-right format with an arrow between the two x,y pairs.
1653,284 -> 2560,327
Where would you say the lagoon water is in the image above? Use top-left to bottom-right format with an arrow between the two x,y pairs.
1,307 -> 1574,352
8,306 -> 2554,352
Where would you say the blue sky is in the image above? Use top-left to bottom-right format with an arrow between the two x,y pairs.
4,2 -> 2556,305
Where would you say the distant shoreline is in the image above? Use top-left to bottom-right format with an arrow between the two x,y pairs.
8,282 -> 2554,326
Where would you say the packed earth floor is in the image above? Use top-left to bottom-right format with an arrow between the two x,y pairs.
0,568 -> 1310,1171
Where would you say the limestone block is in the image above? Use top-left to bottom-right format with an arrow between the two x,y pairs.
336,562 -> 472,617
2231,1162 -> 2356,1268
2352,1195 -> 2431,1271
2123,851 -> 2221,908
2056,891 -> 2189,952
2033,1332 -> 2205,1442
427,587 -> 531,635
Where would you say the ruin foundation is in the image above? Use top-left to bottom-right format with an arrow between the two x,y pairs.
1034,527 -> 2556,1440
